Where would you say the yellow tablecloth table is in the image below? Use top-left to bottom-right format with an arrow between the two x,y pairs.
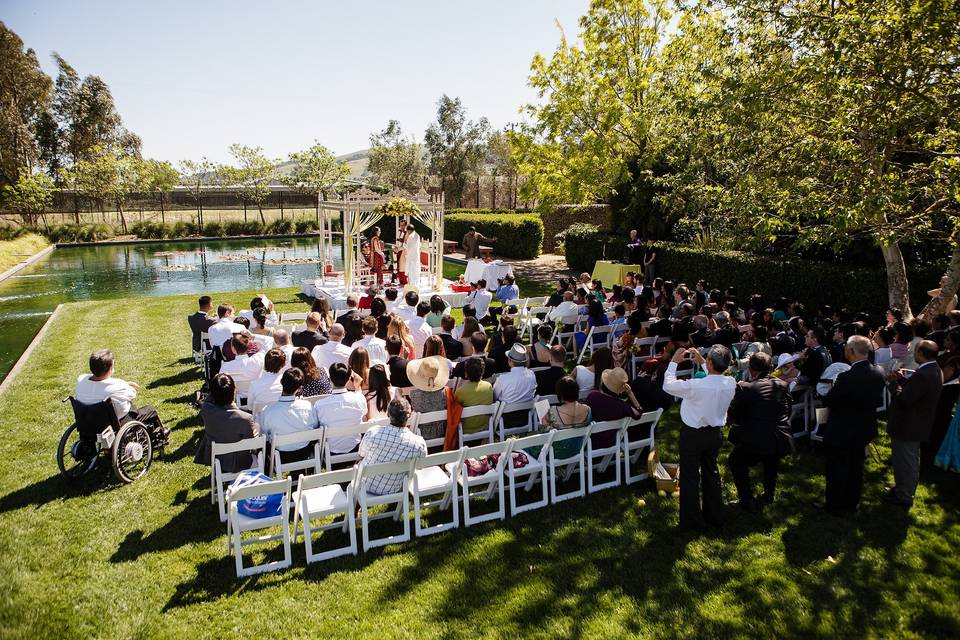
591,261 -> 643,287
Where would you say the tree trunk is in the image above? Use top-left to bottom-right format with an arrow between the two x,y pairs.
258,203 -> 265,225
881,241 -> 912,321
492,174 -> 497,208
917,242 -> 960,319
117,201 -> 128,234
477,175 -> 481,208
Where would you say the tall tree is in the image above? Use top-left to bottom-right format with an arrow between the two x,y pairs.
424,95 -> 490,206
282,141 -> 349,211
367,120 -> 426,192
487,128 -> 519,209
221,144 -> 276,224
1,171 -> 56,228
178,158 -> 217,226
63,145 -> 143,233
142,159 -> 179,219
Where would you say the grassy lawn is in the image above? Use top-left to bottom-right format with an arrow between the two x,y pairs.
0,233 -> 49,273
0,286 -> 957,639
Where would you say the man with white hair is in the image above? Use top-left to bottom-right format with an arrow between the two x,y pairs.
312,323 -> 352,372
713,311 -> 739,348
272,328 -> 294,368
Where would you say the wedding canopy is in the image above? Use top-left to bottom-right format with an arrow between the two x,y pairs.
316,187 -> 445,292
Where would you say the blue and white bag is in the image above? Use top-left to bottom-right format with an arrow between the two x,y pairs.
227,470 -> 283,519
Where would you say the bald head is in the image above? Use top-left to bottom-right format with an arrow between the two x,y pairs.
915,339 -> 939,363
272,328 -> 289,346
329,323 -> 345,341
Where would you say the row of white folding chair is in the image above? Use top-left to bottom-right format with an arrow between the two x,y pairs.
577,325 -> 616,364
248,393 -> 326,419
280,312 -> 308,324
519,305 -> 553,340
628,336 -> 670,377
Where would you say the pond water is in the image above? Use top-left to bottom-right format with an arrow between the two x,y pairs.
0,237 -> 344,380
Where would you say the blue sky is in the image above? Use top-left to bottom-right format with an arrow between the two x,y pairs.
2,0 -> 588,164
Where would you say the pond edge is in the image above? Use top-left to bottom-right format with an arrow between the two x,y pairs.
0,245 -> 55,284
55,232 -> 322,248
0,303 -> 63,396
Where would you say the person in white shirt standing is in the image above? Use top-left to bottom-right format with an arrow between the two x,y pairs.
663,345 -> 737,533
312,323 -> 353,372
352,316 -> 388,365
259,368 -> 319,467
247,348 -> 286,411
408,302 -> 433,358
493,344 -> 538,429
402,220 -> 421,288
74,349 -> 168,440
207,303 -> 246,353
312,362 -> 369,454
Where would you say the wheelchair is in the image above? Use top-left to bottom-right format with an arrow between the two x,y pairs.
56,397 -> 166,483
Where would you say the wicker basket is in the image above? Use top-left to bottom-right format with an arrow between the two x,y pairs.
647,448 -> 679,494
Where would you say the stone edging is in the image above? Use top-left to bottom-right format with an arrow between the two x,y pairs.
0,303 -> 63,396
56,232 -> 321,248
0,244 -> 54,284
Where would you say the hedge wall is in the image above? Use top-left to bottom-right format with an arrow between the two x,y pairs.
444,212 -> 543,259
540,204 -> 611,252
560,226 -> 945,316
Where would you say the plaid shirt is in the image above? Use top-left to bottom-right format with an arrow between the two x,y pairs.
358,425 -> 427,495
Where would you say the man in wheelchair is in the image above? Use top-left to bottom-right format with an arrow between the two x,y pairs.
75,349 -> 169,446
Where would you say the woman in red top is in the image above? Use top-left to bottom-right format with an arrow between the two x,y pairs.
369,226 -> 386,286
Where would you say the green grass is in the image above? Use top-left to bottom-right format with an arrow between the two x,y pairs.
0,286 -> 958,638
0,233 -> 49,272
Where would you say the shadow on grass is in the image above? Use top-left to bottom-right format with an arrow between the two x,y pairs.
0,467 -> 117,514
148,367 -> 201,390
111,496 -> 219,563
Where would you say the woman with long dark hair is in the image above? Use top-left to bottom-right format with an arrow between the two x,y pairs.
290,347 -> 332,396
365,364 -> 392,420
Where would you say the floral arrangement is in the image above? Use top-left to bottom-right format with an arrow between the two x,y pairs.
374,197 -> 422,218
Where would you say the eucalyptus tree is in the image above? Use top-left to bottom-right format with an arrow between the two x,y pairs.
282,141 -> 349,209
424,95 -> 489,206
367,120 -> 426,192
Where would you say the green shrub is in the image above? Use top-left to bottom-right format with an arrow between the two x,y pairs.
0,226 -> 27,241
202,221 -> 224,237
170,221 -> 196,238
130,221 -> 171,239
242,221 -> 264,236
44,223 -> 115,243
444,212 -> 543,259
267,219 -> 294,235
223,221 -> 246,236
295,217 -> 320,234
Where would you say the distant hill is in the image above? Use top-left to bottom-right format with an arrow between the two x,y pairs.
272,149 -> 370,182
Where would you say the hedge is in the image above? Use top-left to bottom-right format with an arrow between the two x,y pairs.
540,204 -> 611,252
558,226 -> 945,316
444,212 -> 543,259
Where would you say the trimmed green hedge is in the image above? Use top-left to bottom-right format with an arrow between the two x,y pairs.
558,225 -> 944,315
45,223 -> 114,243
444,212 -> 543,259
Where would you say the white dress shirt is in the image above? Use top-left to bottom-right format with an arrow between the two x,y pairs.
259,396 -> 318,450
395,304 -> 416,323
352,335 -> 388,365
408,316 -> 433,358
312,388 -> 369,453
662,362 -> 736,428
574,365 -> 595,393
493,366 -> 538,405
278,344 -> 295,370
74,374 -> 137,419
466,289 -> 493,320
248,370 -> 283,408
207,317 -> 246,350
220,354 -> 263,382
548,301 -> 579,322
312,340 -> 352,373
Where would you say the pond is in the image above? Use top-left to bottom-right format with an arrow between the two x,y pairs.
0,236 -> 344,380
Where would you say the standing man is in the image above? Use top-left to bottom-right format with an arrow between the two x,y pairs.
188,295 -> 216,355
816,335 -> 886,515
643,238 -> 659,287
885,340 -> 943,508
625,229 -> 642,264
462,226 -> 496,260
663,345 -> 737,533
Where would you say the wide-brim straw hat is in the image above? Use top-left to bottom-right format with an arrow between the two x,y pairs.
601,367 -> 630,395
406,355 -> 449,392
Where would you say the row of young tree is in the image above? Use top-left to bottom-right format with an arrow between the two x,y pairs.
510,0 -> 960,320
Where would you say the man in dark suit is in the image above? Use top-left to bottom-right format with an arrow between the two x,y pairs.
535,345 -> 567,396
187,295 -> 217,354
817,335 -> 886,515
452,332 -> 497,380
726,352 -> 792,512
335,294 -> 363,346
885,340 -> 943,507
385,336 -> 412,388
713,311 -> 739,348
438,315 -> 464,360
489,325 -> 520,374
690,315 -> 715,349
796,327 -> 832,387
292,312 -> 327,350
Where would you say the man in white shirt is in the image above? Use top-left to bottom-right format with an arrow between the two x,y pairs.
493,344 -> 538,429
395,290 -> 418,323
312,323 -> 353,372
259,368 -> 319,464
352,316 -> 388,365
207,303 -> 246,352
548,291 -> 579,322
219,334 -> 264,383
312,363 -> 369,454
247,348 -> 286,411
74,349 -> 167,439
239,294 -> 277,329
272,329 -> 294,369
663,345 -> 737,533
465,279 -> 493,322
408,302 -> 433,358
384,288 -> 401,315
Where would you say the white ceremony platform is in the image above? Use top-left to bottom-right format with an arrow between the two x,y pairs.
301,272 -> 469,311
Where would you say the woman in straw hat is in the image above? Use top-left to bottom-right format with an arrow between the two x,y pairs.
407,355 -> 450,442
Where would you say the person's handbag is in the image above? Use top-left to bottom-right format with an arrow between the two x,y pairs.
442,387 -> 464,451
226,470 -> 283,519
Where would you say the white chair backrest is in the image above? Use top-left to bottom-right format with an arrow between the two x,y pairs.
527,297 -> 547,307
460,440 -> 512,474
411,409 -> 449,447
549,425 -> 593,462
212,436 -> 265,468
527,306 -> 551,317
459,402 -> 500,445
589,418 -> 626,443
536,394 -> 560,406
296,466 -> 357,494
281,312 -> 309,323
227,477 -> 290,504
414,448 -> 464,472
271,427 -> 325,477
302,394 -> 327,406
357,458 -> 417,492
510,431 -> 555,464
251,400 -> 275,419
624,408 -> 664,436
322,419 -> 388,466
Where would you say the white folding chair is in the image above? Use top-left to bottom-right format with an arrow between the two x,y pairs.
292,467 -> 358,563
506,431 -> 555,516
549,425 -> 594,503
234,378 -> 253,410
322,419 -> 388,469
356,459 -> 416,551
586,419 -> 626,493
225,476 -> 292,577
577,325 -> 615,365
521,306 -> 551,341
623,409 -> 663,484
211,437 -> 266,523
281,312 -> 308,324
270,427 -> 325,478
459,402 -> 500,447
250,399 -> 275,420
495,399 -> 536,440
410,449 -> 464,537
629,337 -> 659,378
452,440 -> 511,527
411,409 -> 448,449
551,315 -> 581,357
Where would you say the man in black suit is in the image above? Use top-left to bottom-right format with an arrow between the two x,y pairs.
535,345 -> 567,396
885,340 -> 943,507
452,332 -> 497,380
713,311 -> 739,348
489,325 -> 519,374
690,315 -> 715,349
291,312 -> 327,350
335,294 -> 363,346
438,315 -> 464,360
726,352 -> 792,512
796,326 -> 832,387
385,336 -> 412,388
187,295 -> 216,354
817,335 -> 886,515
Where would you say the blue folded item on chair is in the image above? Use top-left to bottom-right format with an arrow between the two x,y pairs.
228,469 -> 283,519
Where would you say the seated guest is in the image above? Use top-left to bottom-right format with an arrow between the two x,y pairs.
547,279 -> 569,308
272,328 -> 294,366
612,312 -> 648,369
407,355 -> 450,442
491,325 -> 521,373
384,287 -> 400,314
370,296 -> 390,339
548,291 -> 579,323
352,316 -> 388,365
240,295 -> 276,328
540,376 -> 592,459
690,314 -> 715,348
773,353 -> 800,388
259,367 -> 318,465
452,333 -> 497,380
247,348 -> 286,409
610,304 -> 627,326
207,303 -> 245,353
358,398 -> 427,495
438,315 -> 464,359
727,352 -> 792,512
423,334 -> 450,362
75,349 -> 167,440
901,317 -> 931,370
491,274 -> 520,320
291,347 -> 332,397
455,357 -> 496,436
873,326 -> 895,368
292,312 -> 327,350
426,295 -> 450,328
926,314 -> 952,351
312,323 -> 352,372
409,302 -> 434,358
250,307 -> 275,350
586,367 -> 641,448
574,346 -> 614,394
493,344 -> 537,428
188,295 -> 216,353
536,345 -> 567,396
195,373 -> 259,472
311,296 -> 335,332
587,299 -> 609,328
939,330 -> 960,383
396,290 -> 419,323
347,347 -> 370,392
890,321 -> 913,360
312,362 -> 369,454
713,311 -> 739,348
527,325 -> 553,368
452,303 -> 477,340
335,294 -> 363,346
388,314 -> 417,359
796,326 -> 832,387
365,364 -> 392,420
219,334 -> 263,382
386,335 -> 413,388
458,316 -> 482,357
466,279 -> 493,321
358,286 -> 376,311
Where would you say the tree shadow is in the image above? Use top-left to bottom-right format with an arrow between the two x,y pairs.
148,368 -> 200,389
110,496 -> 219,563
0,467 -> 116,514
165,427 -> 203,463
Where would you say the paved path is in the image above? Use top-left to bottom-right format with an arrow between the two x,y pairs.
445,251 -> 574,283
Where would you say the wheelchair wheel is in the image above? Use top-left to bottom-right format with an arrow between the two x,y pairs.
57,423 -> 100,479
112,421 -> 153,483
